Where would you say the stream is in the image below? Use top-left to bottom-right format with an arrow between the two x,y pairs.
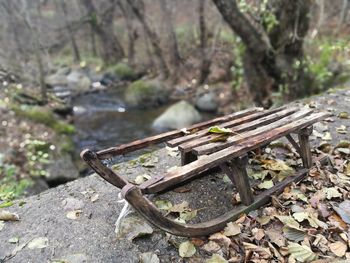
72,89 -> 170,155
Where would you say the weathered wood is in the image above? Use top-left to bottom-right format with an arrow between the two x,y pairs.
219,162 -> 236,184
178,107 -> 300,153
142,112 -> 330,194
285,134 -> 301,154
192,108 -> 312,156
167,106 -> 287,148
227,157 -> 254,205
80,149 -> 128,189
298,126 -> 313,168
96,107 -> 262,159
124,155 -> 329,237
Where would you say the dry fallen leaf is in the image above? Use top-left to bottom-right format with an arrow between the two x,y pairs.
179,241 -> 196,258
332,200 -> 350,224
90,193 -> 99,202
258,180 -> 274,190
206,254 -> 228,263
66,210 -> 82,220
328,241 -> 347,257
140,252 -> 160,263
243,242 -> 272,259
0,210 -> 19,221
27,237 -> 49,249
209,233 -> 231,248
0,220 -> 4,231
338,111 -> 349,119
223,222 -> 241,237
266,229 -> 285,247
252,228 -> 265,241
288,242 -> 317,262
202,240 -> 221,253
117,216 -> 153,241
283,226 -> 306,242
323,187 -> 342,200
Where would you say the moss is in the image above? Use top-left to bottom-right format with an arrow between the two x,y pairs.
108,63 -> 136,80
0,164 -> 33,201
11,105 -> 75,135
52,122 -> 75,134
59,135 -> 75,154
125,79 -> 169,107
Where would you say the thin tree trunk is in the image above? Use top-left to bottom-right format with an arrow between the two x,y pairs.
21,0 -> 47,103
118,0 -> 136,66
198,0 -> 211,85
338,0 -> 349,29
60,0 -> 81,62
126,0 -> 169,79
90,25 -> 97,56
159,0 -> 181,80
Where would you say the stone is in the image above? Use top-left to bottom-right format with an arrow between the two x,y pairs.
125,79 -> 170,108
195,91 -> 218,112
45,74 -> 68,88
152,100 -> 201,130
46,154 -> 79,186
66,70 -> 91,93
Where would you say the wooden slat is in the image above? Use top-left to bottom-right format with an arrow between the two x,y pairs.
96,107 -> 262,159
167,106 -> 287,148
193,108 -> 313,156
141,112 -> 330,194
178,107 -> 299,153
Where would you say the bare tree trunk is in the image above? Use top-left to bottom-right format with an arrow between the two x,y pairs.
118,0 -> 137,66
316,0 -> 325,28
60,0 -> 81,62
198,0 -> 211,85
338,0 -> 350,29
90,25 -> 97,56
126,0 -> 169,79
159,0 -> 181,81
213,0 -> 312,106
81,0 -> 125,64
21,0 -> 47,103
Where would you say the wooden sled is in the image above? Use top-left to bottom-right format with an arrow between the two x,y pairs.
81,106 -> 330,237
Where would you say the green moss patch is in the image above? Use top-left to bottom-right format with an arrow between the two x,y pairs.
11,105 -> 75,135
108,63 -> 136,80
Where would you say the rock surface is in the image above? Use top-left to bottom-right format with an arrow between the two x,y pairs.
0,88 -> 349,262
125,79 -> 169,108
46,154 -> 80,186
195,90 -> 218,112
152,100 -> 202,130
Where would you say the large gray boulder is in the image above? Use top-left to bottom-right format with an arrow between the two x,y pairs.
152,100 -> 201,130
44,67 -> 71,87
67,70 -> 91,93
124,79 -> 169,108
45,73 -> 68,88
195,91 -> 218,112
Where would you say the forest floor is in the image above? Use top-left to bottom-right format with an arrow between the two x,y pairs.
0,87 -> 349,263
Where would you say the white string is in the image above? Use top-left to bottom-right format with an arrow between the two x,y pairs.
115,192 -> 132,235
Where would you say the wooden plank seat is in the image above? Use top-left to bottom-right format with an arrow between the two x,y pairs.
81,106 -> 330,237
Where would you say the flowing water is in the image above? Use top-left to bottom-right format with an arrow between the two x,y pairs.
72,89 -> 169,154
